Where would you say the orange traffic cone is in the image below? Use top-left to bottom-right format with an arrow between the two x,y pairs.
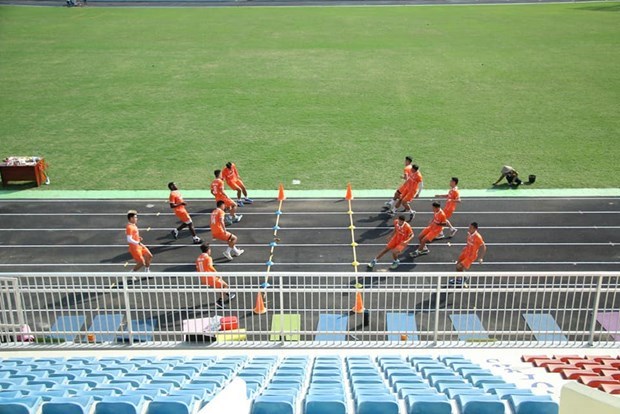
351,291 -> 365,314
345,183 -> 353,201
277,184 -> 286,201
253,291 -> 267,314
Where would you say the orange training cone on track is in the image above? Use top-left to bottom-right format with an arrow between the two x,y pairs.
253,292 -> 267,314
345,183 -> 353,200
277,184 -> 286,201
352,291 -> 365,314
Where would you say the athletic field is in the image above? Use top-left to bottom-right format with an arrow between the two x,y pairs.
1,2 -> 619,191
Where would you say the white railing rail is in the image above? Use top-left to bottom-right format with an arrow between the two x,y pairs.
0,272 -> 618,349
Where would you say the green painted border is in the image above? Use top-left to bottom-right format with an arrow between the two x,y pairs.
0,188 -> 618,199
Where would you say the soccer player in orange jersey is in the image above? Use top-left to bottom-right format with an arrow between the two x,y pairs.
210,200 -> 244,261
392,164 -> 423,221
385,156 -> 413,211
196,243 -> 236,309
168,182 -> 202,244
125,210 -> 153,273
211,170 -> 242,224
453,222 -> 487,285
410,202 -> 453,257
435,177 -> 460,239
222,162 -> 253,206
367,215 -> 414,270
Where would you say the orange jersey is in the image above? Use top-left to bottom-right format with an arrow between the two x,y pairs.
210,208 -> 226,234
210,178 -> 226,198
431,209 -> 447,228
126,223 -> 140,245
403,164 -> 412,179
393,220 -> 413,241
222,164 -> 240,185
403,170 -> 423,195
462,231 -> 485,260
445,187 -> 460,210
169,190 -> 185,211
196,253 -> 216,273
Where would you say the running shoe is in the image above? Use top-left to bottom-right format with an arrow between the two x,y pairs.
171,229 -> 179,239
236,200 -> 244,207
367,259 -> 377,269
244,198 -> 254,204
449,228 -> 458,238
226,293 -> 236,302
390,260 -> 400,270
435,232 -> 446,240
223,251 -> 233,261
225,217 -> 233,226
233,214 -> 243,223
215,299 -> 226,309
409,210 -> 416,222
192,236 -> 202,244
232,249 -> 244,257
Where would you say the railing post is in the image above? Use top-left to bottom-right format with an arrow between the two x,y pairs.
279,274 -> 286,345
433,275 -> 442,346
121,275 -> 133,344
587,275 -> 604,346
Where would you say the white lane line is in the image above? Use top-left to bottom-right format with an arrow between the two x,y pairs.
1,261 -> 618,267
0,242 -> 616,248
0,210 -> 618,216
1,226 -> 619,231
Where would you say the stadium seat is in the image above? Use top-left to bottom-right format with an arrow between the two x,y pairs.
355,393 -> 399,414
94,395 -> 147,414
406,394 -> 452,414
0,396 -> 43,414
579,376 -> 620,388
146,395 -> 200,414
599,383 -> 620,394
42,396 -> 95,414
456,394 -> 505,414
508,395 -> 559,414
304,394 -> 347,414
251,394 -> 296,414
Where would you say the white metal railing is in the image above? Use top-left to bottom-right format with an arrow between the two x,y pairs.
0,272 -> 618,349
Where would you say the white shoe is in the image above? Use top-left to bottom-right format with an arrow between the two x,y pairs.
193,237 -> 202,244
449,228 -> 458,238
232,249 -> 244,257
223,251 -> 233,261
233,215 -> 243,223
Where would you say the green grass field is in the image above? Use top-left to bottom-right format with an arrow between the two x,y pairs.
0,3 -> 618,191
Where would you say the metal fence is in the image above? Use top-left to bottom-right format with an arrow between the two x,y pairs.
0,272 -> 618,349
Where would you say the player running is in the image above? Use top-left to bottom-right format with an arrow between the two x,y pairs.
211,169 -> 242,225
385,156 -> 413,212
126,210 -> 153,273
410,201 -> 453,257
196,243 -> 236,309
367,215 -> 414,270
222,162 -> 253,206
210,200 -> 244,261
168,182 -> 202,244
453,222 -> 487,286
434,177 -> 460,239
391,164 -> 423,221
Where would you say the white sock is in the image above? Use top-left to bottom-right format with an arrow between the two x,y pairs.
225,247 -> 232,254
144,267 -> 150,273
232,246 -> 241,254
388,200 -> 395,208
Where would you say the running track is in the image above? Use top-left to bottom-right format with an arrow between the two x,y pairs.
0,196 -> 618,273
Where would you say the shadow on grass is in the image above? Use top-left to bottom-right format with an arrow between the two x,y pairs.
575,4 -> 620,12
0,182 -> 40,194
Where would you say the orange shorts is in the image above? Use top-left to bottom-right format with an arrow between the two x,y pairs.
216,195 -> 236,209
387,236 -> 408,252
397,182 -> 407,194
401,189 -> 417,203
420,225 -> 443,242
129,245 -> 152,263
226,179 -> 244,192
444,205 -> 456,219
174,207 -> 192,224
212,231 -> 233,242
200,275 -> 227,289
458,252 -> 476,269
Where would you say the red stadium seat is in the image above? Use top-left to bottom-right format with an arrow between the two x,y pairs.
579,376 -> 620,388
559,369 -> 598,380
598,383 -> 620,394
521,355 -> 550,363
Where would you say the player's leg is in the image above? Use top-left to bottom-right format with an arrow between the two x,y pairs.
238,181 -> 250,201
143,247 -> 153,272
187,222 -> 201,243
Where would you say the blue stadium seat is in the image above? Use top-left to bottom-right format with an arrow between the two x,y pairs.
0,378 -> 28,388
128,389 -> 162,400
29,378 -> 69,388
251,394 -> 296,414
94,395 -> 147,414
508,395 -> 559,414
146,395 -> 199,414
398,384 -> 435,399
445,387 -> 487,399
0,396 -> 43,414
494,388 -> 534,400
42,396 -> 95,414
356,393 -> 399,414
81,390 -> 116,400
406,394 -> 452,414
456,394 -> 505,414
0,391 -> 21,398
304,394 -> 347,414
26,390 -> 70,401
